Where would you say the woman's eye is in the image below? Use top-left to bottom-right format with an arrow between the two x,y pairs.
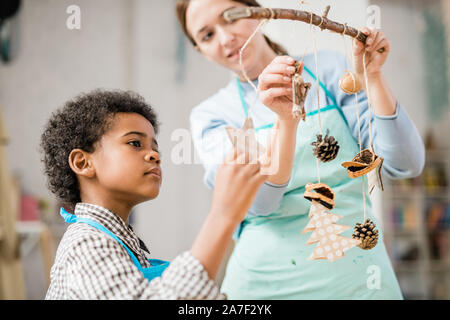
128,140 -> 141,148
202,31 -> 214,42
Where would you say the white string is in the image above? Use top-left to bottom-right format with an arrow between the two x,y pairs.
299,1 -> 312,65
350,40 -> 362,152
362,175 -> 367,221
239,19 -> 268,94
362,52 -> 374,150
350,38 -> 368,221
311,25 -> 322,135
341,26 -> 352,74
355,92 -> 362,152
311,23 -> 323,183
238,19 -> 269,119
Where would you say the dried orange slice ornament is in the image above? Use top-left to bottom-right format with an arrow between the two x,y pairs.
303,182 -> 335,210
341,148 -> 384,194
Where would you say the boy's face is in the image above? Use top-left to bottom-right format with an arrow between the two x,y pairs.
89,112 -> 162,205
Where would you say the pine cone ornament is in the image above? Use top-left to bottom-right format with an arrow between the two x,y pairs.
311,132 -> 340,162
352,219 -> 379,250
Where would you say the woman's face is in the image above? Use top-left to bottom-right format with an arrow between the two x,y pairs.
186,0 -> 268,74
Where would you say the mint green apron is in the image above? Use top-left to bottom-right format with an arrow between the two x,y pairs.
221,67 -> 403,299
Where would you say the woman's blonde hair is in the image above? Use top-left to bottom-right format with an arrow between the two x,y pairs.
175,0 -> 288,56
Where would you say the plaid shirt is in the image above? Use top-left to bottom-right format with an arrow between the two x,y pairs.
45,203 -> 224,300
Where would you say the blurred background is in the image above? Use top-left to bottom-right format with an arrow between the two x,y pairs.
0,0 -> 448,299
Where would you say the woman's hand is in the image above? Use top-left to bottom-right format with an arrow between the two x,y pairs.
258,56 -> 301,121
352,27 -> 390,80
210,147 -> 268,224
353,28 -> 397,117
190,147 -> 267,280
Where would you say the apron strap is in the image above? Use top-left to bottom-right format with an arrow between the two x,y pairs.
303,66 -> 339,107
236,77 -> 249,118
236,65 -> 339,130
60,207 -> 144,271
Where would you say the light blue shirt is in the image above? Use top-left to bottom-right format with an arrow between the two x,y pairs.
190,50 -> 425,218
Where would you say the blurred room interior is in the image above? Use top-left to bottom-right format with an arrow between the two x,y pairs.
0,0 -> 449,299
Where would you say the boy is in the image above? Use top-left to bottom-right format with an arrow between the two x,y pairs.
41,89 -> 267,299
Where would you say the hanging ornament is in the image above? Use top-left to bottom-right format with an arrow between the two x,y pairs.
338,70 -> 363,95
226,117 -> 265,163
352,218 -> 379,250
302,200 -> 360,261
311,131 -> 340,162
341,148 -> 384,194
292,61 -> 311,120
303,182 -> 335,210
366,160 -> 384,194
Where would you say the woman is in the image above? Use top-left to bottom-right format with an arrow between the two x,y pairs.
176,0 -> 424,299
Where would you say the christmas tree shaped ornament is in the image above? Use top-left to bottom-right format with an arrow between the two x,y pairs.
303,182 -> 335,210
226,117 -> 265,163
302,200 -> 361,261
352,218 -> 379,250
339,70 -> 363,95
311,131 -> 340,162
292,61 -> 311,120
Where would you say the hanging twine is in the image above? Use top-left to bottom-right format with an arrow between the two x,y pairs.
311,21 -> 323,135
239,18 -> 269,94
298,2 -> 314,66
349,40 -> 363,153
239,8 -> 274,91
362,51 -> 374,152
343,25 -> 363,152
341,23 -> 355,80
349,35 -> 372,221
342,24 -> 349,69
362,174 -> 367,221
310,14 -> 323,183
238,18 -> 270,119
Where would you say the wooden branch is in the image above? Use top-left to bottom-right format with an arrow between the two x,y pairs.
223,6 -> 385,53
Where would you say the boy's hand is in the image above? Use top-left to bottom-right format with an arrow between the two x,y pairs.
191,147 -> 268,280
210,147 -> 268,225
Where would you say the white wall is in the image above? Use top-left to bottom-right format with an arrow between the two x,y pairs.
1,0 -> 132,199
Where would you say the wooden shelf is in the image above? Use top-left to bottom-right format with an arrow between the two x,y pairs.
386,188 -> 449,199
383,175 -> 450,299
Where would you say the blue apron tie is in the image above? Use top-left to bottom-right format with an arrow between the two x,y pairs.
60,207 -> 169,281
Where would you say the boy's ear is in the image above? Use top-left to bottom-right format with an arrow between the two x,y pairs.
68,149 -> 95,178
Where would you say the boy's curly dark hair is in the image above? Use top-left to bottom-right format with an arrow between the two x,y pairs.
40,89 -> 159,209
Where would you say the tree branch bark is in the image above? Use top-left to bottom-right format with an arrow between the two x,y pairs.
223,6 -> 384,52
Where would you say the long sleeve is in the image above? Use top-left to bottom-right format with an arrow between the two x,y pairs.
190,101 -> 287,217
328,52 -> 425,179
